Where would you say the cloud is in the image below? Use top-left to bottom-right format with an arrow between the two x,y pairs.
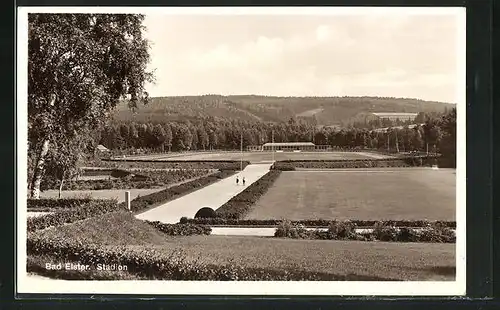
315,25 -> 331,42
144,13 -> 462,102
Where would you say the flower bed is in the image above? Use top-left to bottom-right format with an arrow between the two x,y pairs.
100,160 -> 251,171
45,169 -> 214,190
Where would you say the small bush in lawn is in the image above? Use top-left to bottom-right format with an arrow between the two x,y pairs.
179,217 -> 188,224
274,220 -> 311,239
419,223 -> 456,243
326,220 -> 357,240
195,207 -> 217,219
372,221 -> 399,241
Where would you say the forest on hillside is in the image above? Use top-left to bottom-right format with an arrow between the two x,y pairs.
112,95 -> 454,127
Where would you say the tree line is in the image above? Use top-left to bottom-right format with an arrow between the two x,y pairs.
98,108 -> 456,164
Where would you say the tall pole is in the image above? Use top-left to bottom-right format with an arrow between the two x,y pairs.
272,130 -> 275,162
240,132 -> 243,172
387,132 -> 390,152
395,130 -> 399,153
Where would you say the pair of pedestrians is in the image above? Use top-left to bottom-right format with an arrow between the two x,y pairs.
236,176 -> 246,186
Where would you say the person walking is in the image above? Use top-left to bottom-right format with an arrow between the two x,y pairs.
236,176 -> 239,185
242,177 -> 246,186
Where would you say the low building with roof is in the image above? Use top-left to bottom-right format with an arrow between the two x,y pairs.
372,112 -> 418,121
262,142 -> 316,151
96,144 -> 111,153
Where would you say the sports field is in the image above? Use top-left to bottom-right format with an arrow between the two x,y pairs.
246,168 -> 456,221
119,151 -> 389,162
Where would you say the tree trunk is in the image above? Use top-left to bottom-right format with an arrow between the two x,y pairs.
30,139 -> 50,199
58,176 -> 65,199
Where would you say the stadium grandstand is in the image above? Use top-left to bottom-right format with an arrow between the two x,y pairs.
247,142 -> 331,152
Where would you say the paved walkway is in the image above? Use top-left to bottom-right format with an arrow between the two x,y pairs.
135,163 -> 274,224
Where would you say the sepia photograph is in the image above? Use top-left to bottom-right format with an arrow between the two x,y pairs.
17,6 -> 466,296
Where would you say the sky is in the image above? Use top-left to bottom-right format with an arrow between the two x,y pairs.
142,10 -> 464,103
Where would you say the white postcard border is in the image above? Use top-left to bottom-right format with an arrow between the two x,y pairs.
16,6 -> 467,296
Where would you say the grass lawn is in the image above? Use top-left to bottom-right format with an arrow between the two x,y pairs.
132,151 -> 375,162
246,168 -> 455,221
29,212 -> 455,281
39,188 -> 163,202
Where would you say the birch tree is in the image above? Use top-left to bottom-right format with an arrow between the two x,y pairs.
28,13 -> 153,198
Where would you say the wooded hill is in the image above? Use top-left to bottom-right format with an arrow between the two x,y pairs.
112,95 -> 455,126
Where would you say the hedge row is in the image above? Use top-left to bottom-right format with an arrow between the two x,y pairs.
214,170 -> 282,219
273,157 -> 439,170
27,200 -> 123,232
27,198 -> 95,210
145,221 -> 211,236
26,235 -> 394,281
98,160 -> 250,171
180,218 -> 456,228
128,170 -> 236,213
280,155 -> 440,163
274,220 -> 455,243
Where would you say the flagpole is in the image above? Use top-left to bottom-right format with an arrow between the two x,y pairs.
240,132 -> 243,173
272,130 -> 275,162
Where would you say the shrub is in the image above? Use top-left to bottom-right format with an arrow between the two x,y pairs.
215,170 -> 281,219
274,220 -> 311,239
27,199 -> 122,232
146,221 -> 211,236
372,221 -> 400,241
194,207 -> 217,219
417,223 -> 456,243
326,220 -> 357,240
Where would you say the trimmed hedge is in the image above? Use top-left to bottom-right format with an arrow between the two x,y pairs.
194,207 -> 217,219
273,220 -> 455,243
180,218 -> 456,228
26,235 -> 395,281
270,156 -> 441,170
27,200 -> 123,232
27,198 -> 95,210
215,170 -> 282,219
145,221 -> 211,236
128,170 -> 236,212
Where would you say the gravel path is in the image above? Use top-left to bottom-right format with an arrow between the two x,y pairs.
135,163 -> 273,224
